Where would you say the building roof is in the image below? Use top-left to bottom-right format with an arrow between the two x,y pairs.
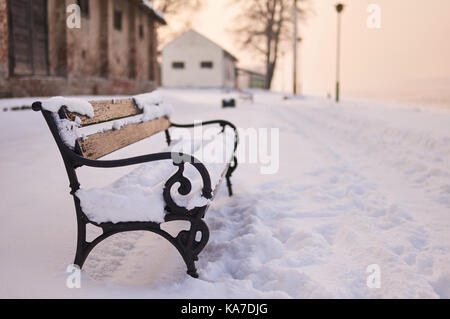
164,29 -> 238,62
237,68 -> 265,77
141,0 -> 167,25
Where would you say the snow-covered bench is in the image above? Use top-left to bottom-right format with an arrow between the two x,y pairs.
32,93 -> 238,278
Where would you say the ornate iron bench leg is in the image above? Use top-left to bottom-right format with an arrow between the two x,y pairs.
226,156 -> 238,197
173,216 -> 210,278
179,228 -> 200,278
186,261 -> 199,278
73,209 -> 89,269
74,243 -> 88,269
165,129 -> 171,146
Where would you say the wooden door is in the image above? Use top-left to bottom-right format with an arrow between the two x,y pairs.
8,0 -> 49,76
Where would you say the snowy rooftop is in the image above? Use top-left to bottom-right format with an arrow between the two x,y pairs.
141,0 -> 166,25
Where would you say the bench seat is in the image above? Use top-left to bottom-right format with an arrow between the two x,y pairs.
76,131 -> 236,224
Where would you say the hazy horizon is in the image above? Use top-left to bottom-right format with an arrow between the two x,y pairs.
162,0 -> 450,107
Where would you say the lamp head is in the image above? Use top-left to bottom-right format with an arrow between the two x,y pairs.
336,3 -> 344,13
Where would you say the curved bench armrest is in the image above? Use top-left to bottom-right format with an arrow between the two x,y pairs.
67,151 -> 213,199
171,120 -> 239,152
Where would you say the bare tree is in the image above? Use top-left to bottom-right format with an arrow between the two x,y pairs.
153,0 -> 203,16
154,0 -> 205,48
231,0 -> 308,89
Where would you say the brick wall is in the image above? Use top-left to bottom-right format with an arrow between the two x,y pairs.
0,0 -> 9,96
0,0 -> 161,98
48,0 -> 68,77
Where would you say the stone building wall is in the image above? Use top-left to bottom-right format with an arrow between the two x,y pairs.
0,0 -> 163,98
0,0 -> 9,97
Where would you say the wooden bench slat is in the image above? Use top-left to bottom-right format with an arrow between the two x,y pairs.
76,118 -> 171,160
63,98 -> 143,127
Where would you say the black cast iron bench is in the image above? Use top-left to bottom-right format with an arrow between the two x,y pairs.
32,94 -> 238,278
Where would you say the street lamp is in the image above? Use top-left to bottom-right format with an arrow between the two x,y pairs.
335,3 -> 344,103
293,0 -> 298,95
297,36 -> 302,95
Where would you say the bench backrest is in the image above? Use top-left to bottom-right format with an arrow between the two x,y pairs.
58,98 -> 171,160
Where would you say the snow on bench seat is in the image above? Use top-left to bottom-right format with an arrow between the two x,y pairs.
76,131 -> 236,224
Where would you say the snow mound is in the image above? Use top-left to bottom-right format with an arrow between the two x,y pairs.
40,96 -> 94,150
134,92 -> 173,121
41,96 -> 94,118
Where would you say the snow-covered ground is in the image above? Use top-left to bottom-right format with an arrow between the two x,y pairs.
0,89 -> 449,298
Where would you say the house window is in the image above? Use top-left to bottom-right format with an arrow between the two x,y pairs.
114,10 -> 122,31
172,62 -> 185,69
201,61 -> 213,69
77,0 -> 89,17
139,25 -> 144,39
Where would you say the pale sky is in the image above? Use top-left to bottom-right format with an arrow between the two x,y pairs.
163,0 -> 450,105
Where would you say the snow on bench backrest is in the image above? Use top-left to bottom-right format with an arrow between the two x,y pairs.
62,98 -> 143,127
41,92 -> 172,160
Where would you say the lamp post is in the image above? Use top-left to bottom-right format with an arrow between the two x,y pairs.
297,36 -> 302,95
335,3 -> 344,103
293,0 -> 298,95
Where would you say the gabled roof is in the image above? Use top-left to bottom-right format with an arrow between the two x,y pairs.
164,29 -> 238,62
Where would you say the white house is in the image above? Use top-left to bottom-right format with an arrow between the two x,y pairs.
162,30 -> 238,89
